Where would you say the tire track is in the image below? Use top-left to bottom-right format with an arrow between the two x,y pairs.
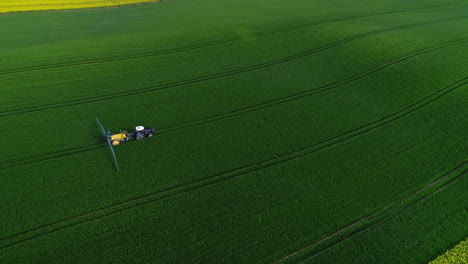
160,37 -> 468,133
272,162 -> 468,264
0,1 -> 463,77
1,15 -> 467,118
294,167 -> 468,264
0,143 -> 106,171
1,37 -> 466,171
0,77 -> 465,250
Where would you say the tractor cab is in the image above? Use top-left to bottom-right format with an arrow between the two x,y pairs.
134,126 -> 157,140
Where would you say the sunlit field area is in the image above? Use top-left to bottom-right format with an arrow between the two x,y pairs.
0,0 -> 155,13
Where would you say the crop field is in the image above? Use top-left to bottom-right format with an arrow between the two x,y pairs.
430,238 -> 468,264
0,0 -> 467,263
0,0 -> 156,13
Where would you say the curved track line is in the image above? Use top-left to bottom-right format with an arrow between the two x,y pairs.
0,1 -> 463,76
0,37 -> 466,172
1,15 -> 467,118
160,38 -> 468,133
296,167 -> 468,264
272,162 -> 468,263
0,78 -> 465,250
0,143 -> 106,170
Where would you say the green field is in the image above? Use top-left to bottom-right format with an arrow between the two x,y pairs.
1,0 -> 467,263
430,237 -> 468,264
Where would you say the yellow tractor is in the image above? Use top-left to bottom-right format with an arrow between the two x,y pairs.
109,131 -> 129,145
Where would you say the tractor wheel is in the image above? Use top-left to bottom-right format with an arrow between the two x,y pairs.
135,133 -> 144,140
147,133 -> 153,138
112,140 -> 120,145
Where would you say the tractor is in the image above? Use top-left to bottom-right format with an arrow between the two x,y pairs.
107,126 -> 157,145
134,126 -> 157,140
96,117 -> 159,170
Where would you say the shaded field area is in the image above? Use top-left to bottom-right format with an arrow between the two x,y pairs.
0,0 -> 467,263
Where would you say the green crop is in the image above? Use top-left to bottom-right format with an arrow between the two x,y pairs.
0,0 -> 467,263
430,238 -> 468,264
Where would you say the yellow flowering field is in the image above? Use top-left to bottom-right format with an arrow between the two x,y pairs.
430,238 -> 468,264
0,0 -> 156,13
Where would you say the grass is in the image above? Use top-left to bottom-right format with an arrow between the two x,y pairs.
0,0 -> 467,263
